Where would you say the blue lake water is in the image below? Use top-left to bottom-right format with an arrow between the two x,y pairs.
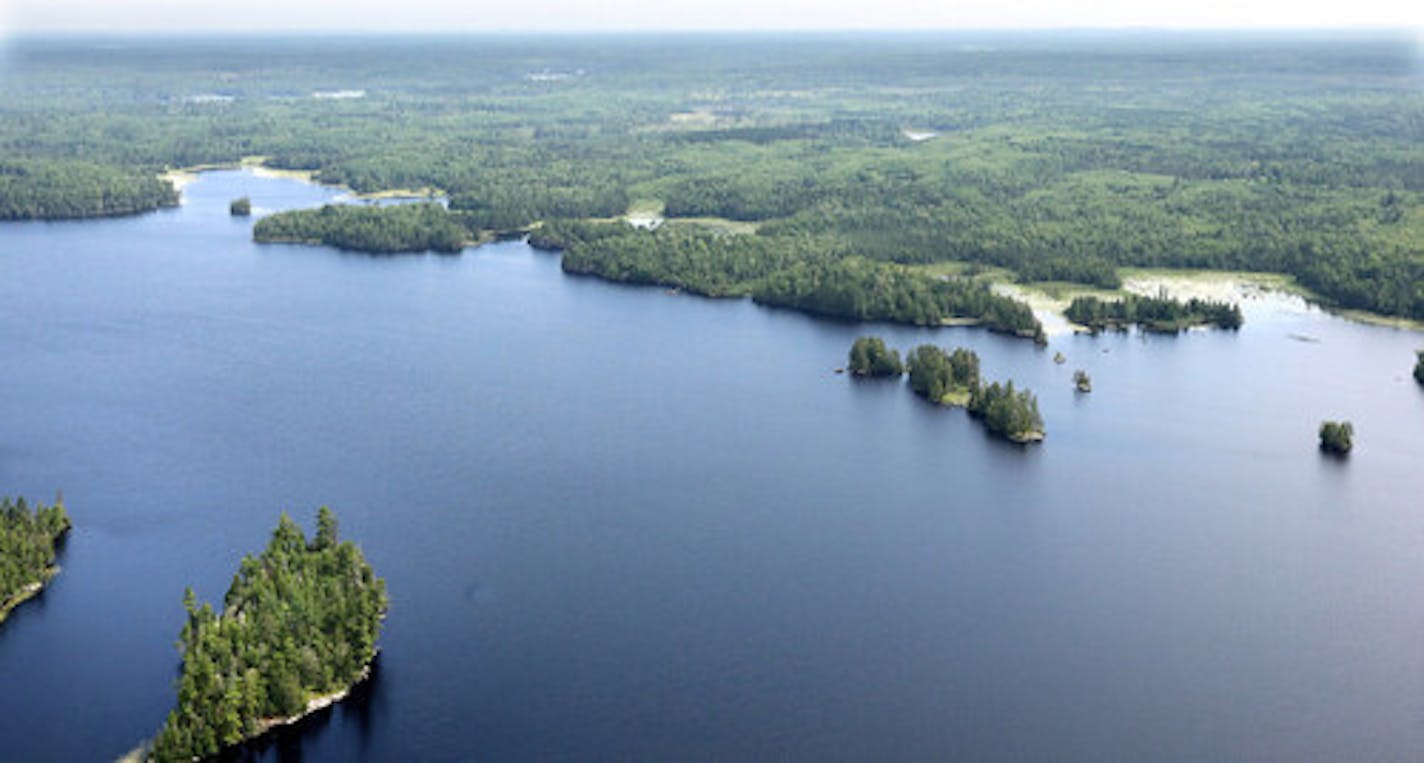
2,169 -> 1423,760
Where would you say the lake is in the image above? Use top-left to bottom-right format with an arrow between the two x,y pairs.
2,169 -> 1423,760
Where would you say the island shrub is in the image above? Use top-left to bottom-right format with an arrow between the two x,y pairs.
848,336 -> 903,376
230,196 -> 252,216
1319,420 -> 1354,454
1414,351 -> 1423,385
0,496 -> 71,622
1073,369 -> 1092,392
149,508 -> 387,762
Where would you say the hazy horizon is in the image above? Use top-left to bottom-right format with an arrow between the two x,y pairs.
4,0 -> 1420,35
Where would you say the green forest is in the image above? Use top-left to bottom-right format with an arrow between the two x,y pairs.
848,336 -> 904,377
149,508 -> 387,762
967,381 -> 1046,443
253,203 -> 468,253
907,345 -> 981,405
1064,294 -> 1244,332
902,344 -> 1044,442
550,222 -> 1044,335
0,34 -> 1420,320
0,160 -> 177,220
0,497 -> 71,623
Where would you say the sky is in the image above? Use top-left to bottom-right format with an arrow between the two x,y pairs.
2,0 -> 1420,34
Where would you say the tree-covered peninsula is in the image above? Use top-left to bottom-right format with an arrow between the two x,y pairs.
148,508 -> 387,762
848,336 -> 904,376
1064,294 -> 1244,332
0,160 -> 178,220
0,496 -> 71,624
253,203 -> 467,254
547,222 -> 1045,337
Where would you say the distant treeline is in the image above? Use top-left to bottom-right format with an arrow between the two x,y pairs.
1065,294 -> 1244,332
2,36 -> 1420,319
0,496 -> 70,622
254,203 -> 467,254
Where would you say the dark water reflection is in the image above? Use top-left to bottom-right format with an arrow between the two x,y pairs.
1,170 -> 1423,761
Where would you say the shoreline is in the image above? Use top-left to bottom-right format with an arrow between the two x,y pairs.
156,166 -> 1424,335
1000,267 -> 1424,337
160,156 -> 444,203
119,653 -> 379,763
0,574 -> 54,625
0,522 -> 70,626
255,656 -> 377,737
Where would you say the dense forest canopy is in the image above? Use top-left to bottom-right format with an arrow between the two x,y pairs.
0,496 -> 71,622
848,336 -> 904,376
967,380 -> 1045,443
253,203 -> 468,253
907,344 -> 981,404
149,508 -> 387,762
1,33 -> 1420,317
551,221 -> 1045,335
0,160 -> 177,219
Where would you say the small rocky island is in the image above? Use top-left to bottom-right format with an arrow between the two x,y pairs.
848,336 -> 904,377
1074,369 -> 1092,393
144,508 -> 387,762
1319,420 -> 1354,455
0,496 -> 71,625
229,196 -> 252,216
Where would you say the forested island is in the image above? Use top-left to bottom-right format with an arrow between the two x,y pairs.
1,35 -> 1417,322
902,344 -> 1044,443
1414,351 -> 1423,385
146,509 -> 387,762
1064,294 -> 1244,332
907,345 -> 981,406
0,496 -> 71,624
0,160 -> 177,220
230,196 -> 251,216
848,336 -> 904,376
1319,421 -> 1354,454
967,381 -> 1046,443
253,203 -> 467,254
